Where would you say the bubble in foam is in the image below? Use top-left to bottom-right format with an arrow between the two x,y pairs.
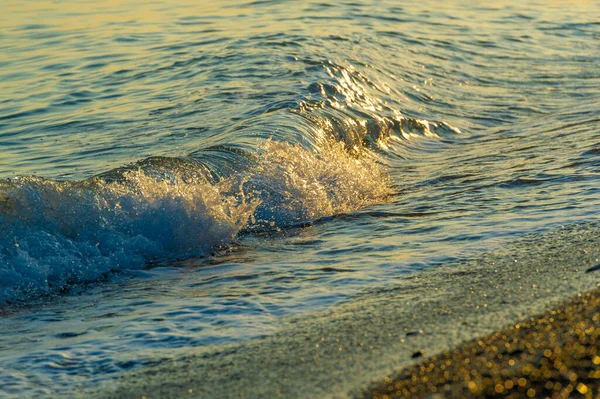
240,139 -> 392,228
0,171 -> 259,304
0,137 -> 392,304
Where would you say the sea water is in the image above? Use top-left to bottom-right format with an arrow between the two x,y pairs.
1,0 -> 599,396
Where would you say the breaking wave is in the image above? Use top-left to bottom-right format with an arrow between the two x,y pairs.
0,138 -> 391,304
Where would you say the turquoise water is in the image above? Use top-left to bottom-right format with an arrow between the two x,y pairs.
1,0 -> 599,396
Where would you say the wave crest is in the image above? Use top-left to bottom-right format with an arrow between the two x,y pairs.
0,138 -> 390,305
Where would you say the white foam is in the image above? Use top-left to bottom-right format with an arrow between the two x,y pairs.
244,139 -> 391,227
0,139 -> 390,304
0,171 -> 258,304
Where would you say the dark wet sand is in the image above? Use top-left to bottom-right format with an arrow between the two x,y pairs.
367,288 -> 600,399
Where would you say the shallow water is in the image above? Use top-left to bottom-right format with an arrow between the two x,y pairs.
1,0 -> 599,396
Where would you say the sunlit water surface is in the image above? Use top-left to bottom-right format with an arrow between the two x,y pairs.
1,0 -> 599,396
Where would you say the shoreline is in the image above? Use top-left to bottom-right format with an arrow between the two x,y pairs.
82,223 -> 600,399
367,287 -> 600,398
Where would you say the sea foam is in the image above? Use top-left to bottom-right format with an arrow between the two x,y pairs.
0,138 -> 390,305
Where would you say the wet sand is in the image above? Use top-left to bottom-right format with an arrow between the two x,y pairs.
83,224 -> 600,399
367,287 -> 600,399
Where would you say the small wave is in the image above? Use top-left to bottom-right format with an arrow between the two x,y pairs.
0,169 -> 257,305
0,138 -> 390,305
0,60 -> 460,306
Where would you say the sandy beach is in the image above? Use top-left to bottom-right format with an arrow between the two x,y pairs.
82,223 -> 600,399
367,288 -> 600,398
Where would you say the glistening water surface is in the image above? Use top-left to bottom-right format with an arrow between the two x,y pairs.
1,0 -> 599,396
